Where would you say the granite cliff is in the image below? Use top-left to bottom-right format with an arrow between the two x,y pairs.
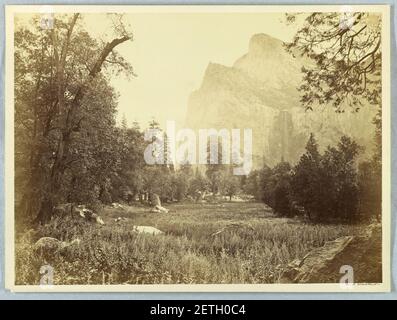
186,34 -> 377,168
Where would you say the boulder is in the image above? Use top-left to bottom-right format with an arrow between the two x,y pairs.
150,205 -> 169,213
91,213 -> 105,225
150,193 -> 169,213
280,236 -> 354,283
53,203 -> 105,225
111,202 -> 124,209
132,226 -> 164,235
73,205 -> 105,225
150,193 -> 162,207
34,237 -> 81,256
74,205 -> 87,218
280,224 -> 382,284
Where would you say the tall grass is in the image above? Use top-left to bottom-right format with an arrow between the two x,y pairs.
15,202 -> 357,285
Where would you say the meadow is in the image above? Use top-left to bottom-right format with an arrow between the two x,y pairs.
15,202 -> 358,285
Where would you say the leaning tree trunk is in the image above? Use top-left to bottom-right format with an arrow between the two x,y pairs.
35,15 -> 130,223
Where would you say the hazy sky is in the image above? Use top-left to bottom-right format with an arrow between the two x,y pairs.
81,12 -> 300,129
16,12 -> 301,129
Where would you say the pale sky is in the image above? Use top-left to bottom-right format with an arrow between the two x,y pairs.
82,12 -> 300,129
16,12 -> 301,129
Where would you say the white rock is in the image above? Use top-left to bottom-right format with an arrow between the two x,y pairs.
132,226 -> 164,235
111,202 -> 124,209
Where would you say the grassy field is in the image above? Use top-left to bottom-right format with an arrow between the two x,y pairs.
15,202 -> 358,285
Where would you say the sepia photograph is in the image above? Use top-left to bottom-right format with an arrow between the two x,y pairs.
4,5 -> 391,292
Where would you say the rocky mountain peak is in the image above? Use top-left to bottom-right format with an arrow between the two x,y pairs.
185,34 -> 376,168
247,33 -> 284,55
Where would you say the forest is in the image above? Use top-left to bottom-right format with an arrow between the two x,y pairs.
15,13 -> 382,227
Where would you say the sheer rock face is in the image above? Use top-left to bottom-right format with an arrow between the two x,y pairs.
186,33 -> 377,168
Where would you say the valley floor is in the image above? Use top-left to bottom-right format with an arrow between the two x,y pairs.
15,202 -> 380,285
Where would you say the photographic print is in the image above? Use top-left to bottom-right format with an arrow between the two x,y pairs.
4,5 -> 391,292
